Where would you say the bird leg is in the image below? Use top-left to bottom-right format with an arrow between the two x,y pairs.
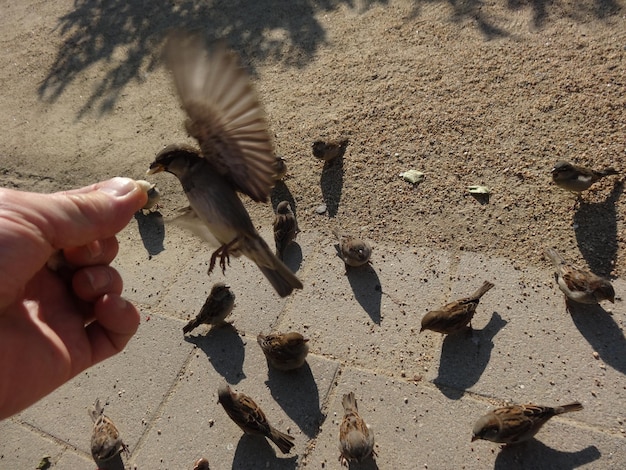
208,238 -> 239,274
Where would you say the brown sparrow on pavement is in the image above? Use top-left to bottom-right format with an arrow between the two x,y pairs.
183,282 -> 236,333
89,399 -> 129,467
545,248 -> 615,306
332,228 -> 372,268
257,332 -> 309,371
421,281 -> 494,335
339,392 -> 376,466
273,201 -> 298,260
551,161 -> 618,193
147,32 -> 302,297
312,139 -> 349,163
217,384 -> 295,454
472,402 -> 583,445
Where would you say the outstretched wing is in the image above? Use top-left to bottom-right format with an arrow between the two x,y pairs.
165,32 -> 275,202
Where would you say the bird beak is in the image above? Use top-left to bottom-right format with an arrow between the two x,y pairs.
147,163 -> 165,175
471,435 -> 478,442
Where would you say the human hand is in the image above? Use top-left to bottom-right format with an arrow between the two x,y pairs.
0,177 -> 147,419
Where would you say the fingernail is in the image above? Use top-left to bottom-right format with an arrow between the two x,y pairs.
98,177 -> 136,198
86,240 -> 103,259
86,268 -> 112,291
109,294 -> 128,310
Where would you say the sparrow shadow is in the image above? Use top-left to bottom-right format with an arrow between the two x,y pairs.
184,325 -> 246,384
494,439 -> 600,469
231,434 -> 298,470
99,454 -> 125,470
573,180 -> 623,277
347,459 -> 380,470
568,302 -> 626,375
271,180 -> 297,218
433,312 -> 508,400
282,242 -> 303,274
345,264 -> 382,325
133,211 -> 165,256
320,157 -> 344,218
265,362 -> 324,438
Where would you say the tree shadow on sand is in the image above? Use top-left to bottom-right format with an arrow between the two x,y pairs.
433,311 -> 508,399
38,0 -> 389,117
265,363 -> 325,437
568,301 -> 626,376
494,439 -> 600,469
184,325 -> 246,384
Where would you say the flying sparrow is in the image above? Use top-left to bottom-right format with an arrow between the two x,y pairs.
472,402 -> 583,445
544,248 -> 615,306
217,384 -> 295,454
420,281 -> 494,335
339,392 -> 376,466
274,156 -> 287,180
88,399 -> 129,467
183,282 -> 236,334
312,139 -> 349,163
332,228 -> 372,268
257,332 -> 309,371
192,457 -> 210,470
551,161 -> 619,193
147,32 -> 302,297
273,201 -> 298,260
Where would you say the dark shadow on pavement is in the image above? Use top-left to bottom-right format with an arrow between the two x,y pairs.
282,242 -> 303,274
574,180 -> 623,278
433,311 -> 507,399
494,439 -> 600,470
568,301 -> 626,376
232,434 -> 298,470
134,210 -> 165,256
345,263 -> 382,325
265,362 -> 324,438
184,325 -> 246,384
271,180 -> 297,218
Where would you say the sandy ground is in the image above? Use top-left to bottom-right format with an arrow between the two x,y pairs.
1,1 -> 625,280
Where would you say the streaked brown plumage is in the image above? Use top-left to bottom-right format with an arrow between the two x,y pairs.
545,248 -> 615,306
332,228 -> 372,268
420,281 -> 494,334
274,155 -> 287,180
257,332 -> 309,370
147,32 -> 302,297
551,160 -> 619,193
312,139 -> 349,163
472,402 -> 583,445
273,201 -> 298,260
218,384 -> 295,454
89,399 -> 128,467
183,282 -> 235,333
339,392 -> 376,466
192,457 -> 210,470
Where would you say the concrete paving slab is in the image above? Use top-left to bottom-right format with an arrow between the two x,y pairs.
429,252 -> 626,433
0,420 -> 66,469
55,451 -> 95,470
132,340 -> 339,469
302,367 -> 624,470
282,241 -> 450,379
13,313 -> 193,457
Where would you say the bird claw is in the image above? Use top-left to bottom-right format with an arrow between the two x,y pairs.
208,240 -> 238,275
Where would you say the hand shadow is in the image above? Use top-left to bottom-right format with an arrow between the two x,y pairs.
184,325 -> 246,384
433,312 -> 508,400
231,434 -> 298,470
265,362 -> 324,437
568,301 -> 626,375
574,179 -> 623,277
133,211 -> 165,256
344,263 -> 382,325
320,157 -> 344,218
494,439 -> 600,470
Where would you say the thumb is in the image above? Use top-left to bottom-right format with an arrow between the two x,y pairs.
43,177 -> 148,249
